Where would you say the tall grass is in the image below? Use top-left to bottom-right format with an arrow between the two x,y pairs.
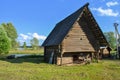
0,59 -> 120,80
9,48 -> 43,54
0,49 -> 120,80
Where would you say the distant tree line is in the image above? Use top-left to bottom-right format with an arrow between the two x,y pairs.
23,37 -> 40,50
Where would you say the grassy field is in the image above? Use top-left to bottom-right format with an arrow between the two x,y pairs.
0,55 -> 120,80
9,49 -> 44,54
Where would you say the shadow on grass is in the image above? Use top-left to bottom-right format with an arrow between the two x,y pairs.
0,54 -> 118,64
0,55 -> 45,64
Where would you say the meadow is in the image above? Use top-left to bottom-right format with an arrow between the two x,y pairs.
9,48 -> 44,54
0,50 -> 120,80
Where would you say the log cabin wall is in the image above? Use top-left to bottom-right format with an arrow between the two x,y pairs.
62,16 -> 99,53
42,3 -> 109,65
59,52 -> 92,64
44,46 -> 59,63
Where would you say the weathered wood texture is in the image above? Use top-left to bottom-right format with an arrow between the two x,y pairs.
42,3 -> 109,65
56,52 -> 92,65
44,46 -> 59,63
62,16 -> 99,52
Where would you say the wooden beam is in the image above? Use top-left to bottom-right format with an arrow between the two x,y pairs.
60,52 -> 63,66
60,44 -> 63,66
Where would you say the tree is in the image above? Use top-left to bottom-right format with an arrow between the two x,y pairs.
16,41 -> 20,48
30,37 -> 39,50
23,42 -> 27,49
104,32 -> 116,49
0,25 -> 11,54
2,23 -> 18,49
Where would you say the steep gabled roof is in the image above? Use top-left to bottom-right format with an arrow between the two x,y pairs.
42,3 -> 108,46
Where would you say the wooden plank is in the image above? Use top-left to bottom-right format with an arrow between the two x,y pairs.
61,17 -> 100,53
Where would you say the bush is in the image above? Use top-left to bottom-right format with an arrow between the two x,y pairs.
0,26 -> 11,54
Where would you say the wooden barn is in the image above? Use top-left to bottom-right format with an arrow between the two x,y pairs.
42,3 -> 109,65
99,47 -> 112,59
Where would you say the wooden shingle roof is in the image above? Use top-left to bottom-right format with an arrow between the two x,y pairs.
42,3 -> 108,46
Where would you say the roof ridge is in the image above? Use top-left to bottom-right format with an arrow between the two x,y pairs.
56,2 -> 89,25
42,3 -> 90,46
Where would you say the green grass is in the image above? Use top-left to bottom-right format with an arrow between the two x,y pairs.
9,49 -> 44,54
0,55 -> 120,80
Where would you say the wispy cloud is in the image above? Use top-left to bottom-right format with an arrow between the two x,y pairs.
91,7 -> 119,17
106,1 -> 119,7
27,33 -> 32,35
32,33 -> 46,40
20,34 -> 31,40
18,33 -> 46,45
19,33 -> 46,41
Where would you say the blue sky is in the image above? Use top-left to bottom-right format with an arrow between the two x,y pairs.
0,0 -> 120,45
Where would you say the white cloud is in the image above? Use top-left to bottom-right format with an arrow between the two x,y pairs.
32,33 -> 46,40
27,33 -> 32,35
18,33 -> 46,45
18,39 -> 25,43
20,34 -> 30,40
91,7 -> 119,17
106,1 -> 119,7
19,33 -> 46,41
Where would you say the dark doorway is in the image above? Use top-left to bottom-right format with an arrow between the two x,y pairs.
73,55 -> 79,62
